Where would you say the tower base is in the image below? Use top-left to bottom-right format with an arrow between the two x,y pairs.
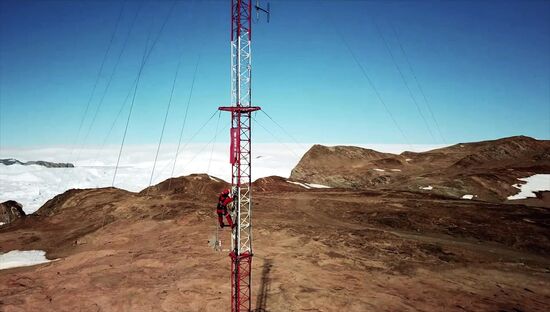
230,251 -> 253,312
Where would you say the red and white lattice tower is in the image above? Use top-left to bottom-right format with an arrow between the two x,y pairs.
218,1 -> 267,311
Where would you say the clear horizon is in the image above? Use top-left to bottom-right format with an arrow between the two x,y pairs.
0,142 -> 447,214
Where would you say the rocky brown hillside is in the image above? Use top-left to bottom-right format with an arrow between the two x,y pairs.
139,174 -> 228,199
290,136 -> 550,203
1,172 -> 549,311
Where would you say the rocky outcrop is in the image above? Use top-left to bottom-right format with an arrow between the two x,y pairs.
0,200 -> 26,225
0,158 -> 74,168
290,144 -> 399,188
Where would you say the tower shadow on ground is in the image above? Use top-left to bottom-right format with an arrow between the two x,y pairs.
253,258 -> 272,312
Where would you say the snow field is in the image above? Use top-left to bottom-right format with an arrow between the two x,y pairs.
0,250 -> 53,270
507,174 -> 550,200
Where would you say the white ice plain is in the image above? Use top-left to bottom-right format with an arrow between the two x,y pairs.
1,143 -> 443,214
507,174 -> 550,200
0,250 -> 52,270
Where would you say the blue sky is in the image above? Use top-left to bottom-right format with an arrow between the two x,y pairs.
0,0 -> 549,149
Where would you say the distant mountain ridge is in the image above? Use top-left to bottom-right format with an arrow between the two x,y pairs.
0,158 -> 74,168
290,136 -> 550,203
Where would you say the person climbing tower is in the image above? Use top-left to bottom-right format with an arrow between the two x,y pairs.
217,188 -> 235,229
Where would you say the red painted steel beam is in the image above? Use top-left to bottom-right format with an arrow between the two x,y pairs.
218,106 -> 261,113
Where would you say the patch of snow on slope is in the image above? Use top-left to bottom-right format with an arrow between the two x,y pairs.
0,222 -> 5,226
286,181 -> 311,189
420,186 -> 433,190
507,174 -> 550,200
461,194 -> 474,200
305,183 -> 331,189
373,168 -> 385,172
390,169 -> 401,172
0,250 -> 53,270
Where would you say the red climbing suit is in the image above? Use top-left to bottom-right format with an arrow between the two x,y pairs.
217,189 -> 234,228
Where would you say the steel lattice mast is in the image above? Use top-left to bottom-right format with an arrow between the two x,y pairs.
218,1 -> 266,311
